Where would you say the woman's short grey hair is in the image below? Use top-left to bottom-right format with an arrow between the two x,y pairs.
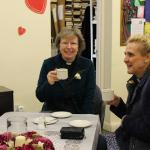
55,27 -> 86,54
127,34 -> 150,56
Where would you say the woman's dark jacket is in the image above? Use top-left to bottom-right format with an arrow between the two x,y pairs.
36,54 -> 96,114
110,69 -> 150,150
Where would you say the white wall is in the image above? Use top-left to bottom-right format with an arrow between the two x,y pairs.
110,0 -> 131,131
0,1 -> 51,111
111,0 -> 130,98
98,0 -> 131,131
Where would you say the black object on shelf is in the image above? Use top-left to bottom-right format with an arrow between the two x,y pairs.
0,86 -> 14,116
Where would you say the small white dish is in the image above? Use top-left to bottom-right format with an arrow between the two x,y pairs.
51,111 -> 72,118
32,117 -> 57,125
69,120 -> 92,128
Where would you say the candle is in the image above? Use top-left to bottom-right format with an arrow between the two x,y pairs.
7,140 -> 14,147
38,141 -> 44,149
15,135 -> 26,147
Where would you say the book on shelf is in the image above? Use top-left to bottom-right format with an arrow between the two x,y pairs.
73,3 -> 82,9
66,21 -> 73,26
65,11 -> 72,15
73,11 -> 81,15
65,17 -> 72,21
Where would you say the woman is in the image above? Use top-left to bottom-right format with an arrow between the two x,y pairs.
97,34 -> 150,150
36,27 -> 96,113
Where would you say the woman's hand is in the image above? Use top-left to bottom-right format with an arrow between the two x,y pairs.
47,70 -> 59,85
106,95 -> 121,107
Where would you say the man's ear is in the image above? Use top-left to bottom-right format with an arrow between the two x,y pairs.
145,53 -> 150,63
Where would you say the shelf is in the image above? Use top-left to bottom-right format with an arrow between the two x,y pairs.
74,0 -> 81,2
73,11 -> 81,15
64,0 -> 90,28
65,17 -> 72,22
82,3 -> 89,9
82,0 -> 90,2
73,5 -> 82,9
51,0 -> 57,2
66,0 -> 73,2
65,11 -> 72,15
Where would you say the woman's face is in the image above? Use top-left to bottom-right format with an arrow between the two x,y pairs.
59,35 -> 79,63
124,42 -> 150,78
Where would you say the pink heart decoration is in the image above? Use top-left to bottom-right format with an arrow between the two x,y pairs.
18,26 -> 26,36
25,0 -> 47,14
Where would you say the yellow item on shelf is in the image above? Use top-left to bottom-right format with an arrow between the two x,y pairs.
144,22 -> 150,34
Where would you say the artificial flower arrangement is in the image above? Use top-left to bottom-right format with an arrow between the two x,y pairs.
127,80 -> 135,84
0,131 -> 55,150
74,73 -> 81,80
74,69 -> 86,80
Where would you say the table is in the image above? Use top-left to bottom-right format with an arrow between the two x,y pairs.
0,112 -> 100,150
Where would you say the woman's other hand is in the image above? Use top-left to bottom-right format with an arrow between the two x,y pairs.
47,70 -> 59,85
106,95 -> 121,107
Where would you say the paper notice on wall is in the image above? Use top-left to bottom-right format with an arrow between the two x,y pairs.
58,5 -> 64,20
131,18 -> 145,36
144,22 -> 150,34
137,6 -> 144,18
134,0 -> 141,6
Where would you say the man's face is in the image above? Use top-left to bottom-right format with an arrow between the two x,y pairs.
124,42 -> 149,78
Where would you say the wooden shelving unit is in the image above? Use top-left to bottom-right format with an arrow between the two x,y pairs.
65,0 -> 90,29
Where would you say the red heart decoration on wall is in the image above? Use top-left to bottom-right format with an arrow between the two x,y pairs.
25,0 -> 47,14
18,26 -> 26,36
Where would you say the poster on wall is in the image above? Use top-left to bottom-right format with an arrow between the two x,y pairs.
120,0 -> 149,46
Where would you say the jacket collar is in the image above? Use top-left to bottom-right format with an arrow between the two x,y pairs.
127,69 -> 150,88
126,69 -> 150,105
139,69 -> 150,87
54,54 -> 79,68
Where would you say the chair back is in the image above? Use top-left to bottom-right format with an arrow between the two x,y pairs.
93,85 -> 105,128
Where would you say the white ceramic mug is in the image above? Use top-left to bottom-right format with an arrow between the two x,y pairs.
102,89 -> 114,101
56,68 -> 68,80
